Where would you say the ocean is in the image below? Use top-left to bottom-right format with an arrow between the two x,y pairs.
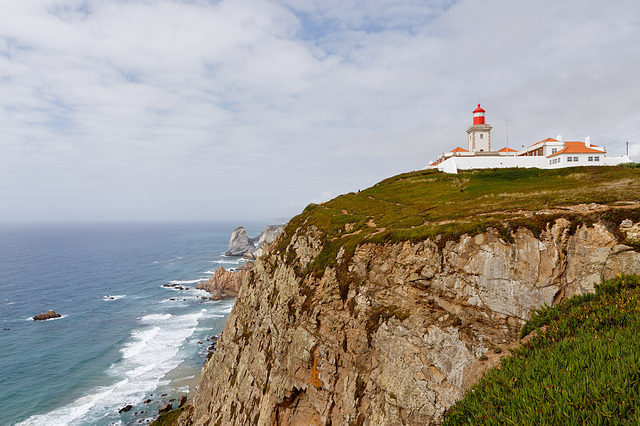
0,221 -> 270,426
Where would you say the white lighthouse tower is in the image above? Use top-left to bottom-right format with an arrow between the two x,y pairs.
467,104 -> 492,153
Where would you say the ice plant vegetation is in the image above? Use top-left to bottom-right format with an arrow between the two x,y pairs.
443,275 -> 640,425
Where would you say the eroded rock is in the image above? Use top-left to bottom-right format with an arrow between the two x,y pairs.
33,310 -> 61,321
187,218 -> 640,425
158,403 -> 172,414
196,263 -> 253,300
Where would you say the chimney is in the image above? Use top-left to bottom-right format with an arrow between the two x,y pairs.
585,136 -> 591,148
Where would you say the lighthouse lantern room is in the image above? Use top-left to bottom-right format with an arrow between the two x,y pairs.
467,104 -> 492,152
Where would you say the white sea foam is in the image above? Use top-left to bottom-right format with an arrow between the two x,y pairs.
169,279 -> 207,285
103,294 -> 125,301
159,298 -> 188,304
211,257 -> 247,265
18,310 -> 204,426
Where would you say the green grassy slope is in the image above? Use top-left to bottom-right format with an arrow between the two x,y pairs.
274,166 -> 640,279
442,274 -> 640,426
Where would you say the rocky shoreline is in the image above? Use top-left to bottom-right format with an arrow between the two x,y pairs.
196,263 -> 253,300
194,224 -> 284,300
143,224 -> 284,423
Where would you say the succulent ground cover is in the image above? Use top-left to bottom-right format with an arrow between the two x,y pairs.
443,274 -> 640,425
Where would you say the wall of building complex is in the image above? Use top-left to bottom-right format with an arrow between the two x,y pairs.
436,155 -> 631,174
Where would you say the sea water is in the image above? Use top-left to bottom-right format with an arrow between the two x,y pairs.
0,221 -> 269,425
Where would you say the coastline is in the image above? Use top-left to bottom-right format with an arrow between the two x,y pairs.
1,222 -> 269,426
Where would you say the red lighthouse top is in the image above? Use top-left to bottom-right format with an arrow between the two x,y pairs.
473,103 -> 486,125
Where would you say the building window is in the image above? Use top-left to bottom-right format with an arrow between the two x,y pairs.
588,156 -> 593,161
595,156 -> 600,161
552,148 -> 557,154
480,134 -> 483,139
574,157 -> 578,162
567,157 -> 572,162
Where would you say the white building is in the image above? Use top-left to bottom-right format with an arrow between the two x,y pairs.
427,105 -> 631,173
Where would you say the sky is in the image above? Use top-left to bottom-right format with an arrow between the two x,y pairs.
2,0 -> 640,222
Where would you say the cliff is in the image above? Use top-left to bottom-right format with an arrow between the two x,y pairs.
181,167 -> 640,425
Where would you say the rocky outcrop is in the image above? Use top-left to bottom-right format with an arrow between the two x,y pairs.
186,216 -> 640,425
159,403 -> 172,414
196,263 -> 254,300
225,225 -> 285,259
118,404 -> 133,413
225,227 -> 255,257
33,310 -> 61,321
256,225 -> 286,248
178,395 -> 188,408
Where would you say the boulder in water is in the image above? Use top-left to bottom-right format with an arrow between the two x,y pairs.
33,310 -> 61,321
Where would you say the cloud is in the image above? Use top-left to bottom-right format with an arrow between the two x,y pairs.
629,143 -> 640,162
1,0 -> 640,221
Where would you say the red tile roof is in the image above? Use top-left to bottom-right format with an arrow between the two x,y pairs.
527,138 -> 559,148
498,147 -> 518,152
450,147 -> 469,152
547,141 -> 605,157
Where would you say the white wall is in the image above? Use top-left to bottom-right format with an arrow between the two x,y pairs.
437,156 -> 547,173
434,155 -> 632,174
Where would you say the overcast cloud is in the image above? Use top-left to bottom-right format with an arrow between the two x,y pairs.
1,0 -> 640,222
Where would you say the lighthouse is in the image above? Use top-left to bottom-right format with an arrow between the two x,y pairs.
467,104 -> 492,152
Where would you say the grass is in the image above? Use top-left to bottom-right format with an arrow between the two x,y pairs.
442,274 -> 640,426
150,406 -> 185,426
273,166 -> 640,287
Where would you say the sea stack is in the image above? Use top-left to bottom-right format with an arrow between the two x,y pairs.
33,310 -> 61,321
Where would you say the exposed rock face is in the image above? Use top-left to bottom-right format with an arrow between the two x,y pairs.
33,310 -> 61,321
621,219 -> 640,242
178,395 -> 188,408
225,225 -> 285,259
256,225 -> 286,248
226,227 -> 255,257
187,218 -> 640,425
196,263 -> 254,300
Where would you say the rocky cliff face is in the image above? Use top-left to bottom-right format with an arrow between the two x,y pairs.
184,215 -> 640,426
